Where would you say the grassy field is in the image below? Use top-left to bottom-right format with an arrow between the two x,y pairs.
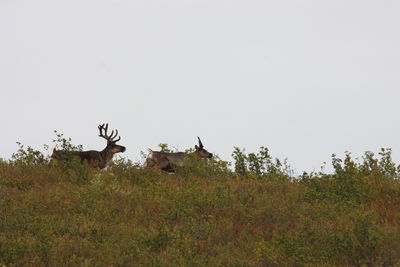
1,143 -> 400,266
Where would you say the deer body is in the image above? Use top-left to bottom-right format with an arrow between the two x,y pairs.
51,123 -> 126,169
146,151 -> 186,168
146,137 -> 212,172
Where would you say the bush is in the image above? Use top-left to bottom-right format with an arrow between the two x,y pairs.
3,136 -> 400,266
11,142 -> 49,166
232,146 -> 292,179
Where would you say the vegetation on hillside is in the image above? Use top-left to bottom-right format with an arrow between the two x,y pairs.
1,135 -> 400,266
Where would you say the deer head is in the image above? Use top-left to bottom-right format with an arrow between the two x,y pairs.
194,137 -> 213,158
98,123 -> 126,155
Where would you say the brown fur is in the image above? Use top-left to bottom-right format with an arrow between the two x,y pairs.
51,123 -> 126,169
146,137 -> 212,172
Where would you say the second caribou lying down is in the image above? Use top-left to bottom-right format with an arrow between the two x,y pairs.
146,137 -> 213,172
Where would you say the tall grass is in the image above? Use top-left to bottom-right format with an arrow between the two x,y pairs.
1,140 -> 400,266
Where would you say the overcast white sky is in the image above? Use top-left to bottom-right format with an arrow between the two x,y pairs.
1,0 -> 399,173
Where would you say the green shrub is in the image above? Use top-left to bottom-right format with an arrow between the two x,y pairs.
3,137 -> 400,266
11,142 -> 49,166
232,146 -> 292,179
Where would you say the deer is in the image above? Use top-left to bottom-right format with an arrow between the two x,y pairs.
51,123 -> 126,169
145,137 -> 213,172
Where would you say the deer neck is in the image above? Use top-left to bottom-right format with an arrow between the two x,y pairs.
100,147 -> 115,164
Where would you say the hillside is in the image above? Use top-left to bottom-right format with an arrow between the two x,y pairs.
1,143 -> 400,266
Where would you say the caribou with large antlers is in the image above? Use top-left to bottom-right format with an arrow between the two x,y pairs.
51,123 -> 126,169
146,137 -> 213,172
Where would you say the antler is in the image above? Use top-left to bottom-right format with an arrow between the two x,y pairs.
197,137 -> 203,148
98,123 -> 121,143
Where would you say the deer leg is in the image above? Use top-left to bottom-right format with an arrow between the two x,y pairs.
156,158 -> 176,172
161,164 -> 175,173
156,158 -> 170,169
145,157 -> 156,168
